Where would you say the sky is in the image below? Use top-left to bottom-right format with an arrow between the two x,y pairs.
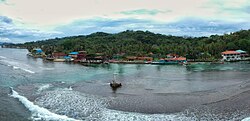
1,0 -> 250,43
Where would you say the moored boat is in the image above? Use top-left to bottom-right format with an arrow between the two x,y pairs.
110,73 -> 122,89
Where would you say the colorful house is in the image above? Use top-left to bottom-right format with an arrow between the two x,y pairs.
236,50 -> 249,60
221,50 -> 241,62
33,48 -> 43,54
69,52 -> 79,58
28,48 -> 45,58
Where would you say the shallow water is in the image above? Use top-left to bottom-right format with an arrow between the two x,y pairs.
0,47 -> 250,121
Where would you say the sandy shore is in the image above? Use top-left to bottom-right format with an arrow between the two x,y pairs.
72,80 -> 250,120
14,78 -> 250,120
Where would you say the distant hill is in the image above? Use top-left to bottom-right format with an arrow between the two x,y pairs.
0,42 -> 13,45
7,30 -> 250,61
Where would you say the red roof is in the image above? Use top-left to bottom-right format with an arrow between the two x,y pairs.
221,51 -> 240,55
166,57 -> 186,61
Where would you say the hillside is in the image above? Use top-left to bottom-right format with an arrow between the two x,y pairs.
9,30 -> 250,60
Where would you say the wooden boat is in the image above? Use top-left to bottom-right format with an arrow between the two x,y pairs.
110,82 -> 122,88
110,73 -> 122,89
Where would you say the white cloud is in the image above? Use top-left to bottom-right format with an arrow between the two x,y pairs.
0,37 -> 10,42
1,0 -> 250,43
0,0 -> 221,26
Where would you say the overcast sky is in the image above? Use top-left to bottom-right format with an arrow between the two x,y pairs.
1,0 -> 250,43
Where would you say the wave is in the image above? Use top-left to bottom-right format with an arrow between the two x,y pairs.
0,56 -> 7,59
13,66 -> 20,69
21,68 -> 35,74
243,118 -> 250,121
10,88 -> 79,121
12,65 -> 35,73
0,59 -> 35,74
37,84 -> 51,92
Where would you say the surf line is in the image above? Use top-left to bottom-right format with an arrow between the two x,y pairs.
9,87 -> 79,121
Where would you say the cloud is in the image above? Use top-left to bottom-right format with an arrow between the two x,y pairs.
0,16 -> 12,24
54,17 -> 250,37
0,0 -> 218,25
0,0 -> 6,3
202,0 -> 250,21
1,0 -> 250,43
0,16 -> 62,43
241,6 -> 250,14
2,15 -> 250,43
120,9 -> 169,15
0,37 -> 10,42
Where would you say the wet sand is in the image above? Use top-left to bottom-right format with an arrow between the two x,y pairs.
13,76 -> 250,120
71,79 -> 250,120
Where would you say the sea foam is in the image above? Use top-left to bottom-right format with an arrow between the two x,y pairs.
242,117 -> 250,121
10,88 -> 79,121
0,56 -> 7,59
37,84 -> 51,92
0,59 -> 35,74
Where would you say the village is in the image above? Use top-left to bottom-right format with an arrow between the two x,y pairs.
28,48 -> 250,65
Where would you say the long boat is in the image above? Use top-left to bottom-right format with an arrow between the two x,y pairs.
151,57 -> 187,65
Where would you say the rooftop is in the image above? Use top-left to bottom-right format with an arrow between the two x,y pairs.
221,51 -> 240,55
236,50 -> 246,53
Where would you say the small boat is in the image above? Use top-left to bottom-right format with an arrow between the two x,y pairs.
110,82 -> 122,88
110,73 -> 122,89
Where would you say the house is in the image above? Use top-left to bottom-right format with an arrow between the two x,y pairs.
33,48 -> 43,54
83,55 -> 104,64
69,52 -> 79,58
28,48 -> 45,58
137,57 -> 153,61
166,53 -> 179,58
236,50 -> 249,60
165,56 -> 187,63
126,56 -> 137,61
221,50 -> 241,62
47,52 -> 67,62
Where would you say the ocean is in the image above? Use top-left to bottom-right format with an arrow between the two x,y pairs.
0,47 -> 250,121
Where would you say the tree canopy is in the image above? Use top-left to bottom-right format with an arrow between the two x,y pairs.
8,29 -> 250,61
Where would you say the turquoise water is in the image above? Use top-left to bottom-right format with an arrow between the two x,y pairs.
0,47 -> 250,121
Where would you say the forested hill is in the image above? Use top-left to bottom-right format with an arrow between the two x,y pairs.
8,30 -> 250,60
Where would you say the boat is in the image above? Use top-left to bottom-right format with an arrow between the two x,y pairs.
151,57 -> 187,65
110,73 -> 122,89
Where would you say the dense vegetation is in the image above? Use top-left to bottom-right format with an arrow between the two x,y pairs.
7,30 -> 250,61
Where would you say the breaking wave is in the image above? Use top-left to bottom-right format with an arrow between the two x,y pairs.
0,59 -> 35,74
12,65 -> 35,73
37,84 -> 51,92
21,68 -> 35,74
10,88 -> 79,121
243,117 -> 250,121
0,56 -> 7,59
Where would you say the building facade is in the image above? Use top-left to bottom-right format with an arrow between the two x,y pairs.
221,51 -> 241,62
